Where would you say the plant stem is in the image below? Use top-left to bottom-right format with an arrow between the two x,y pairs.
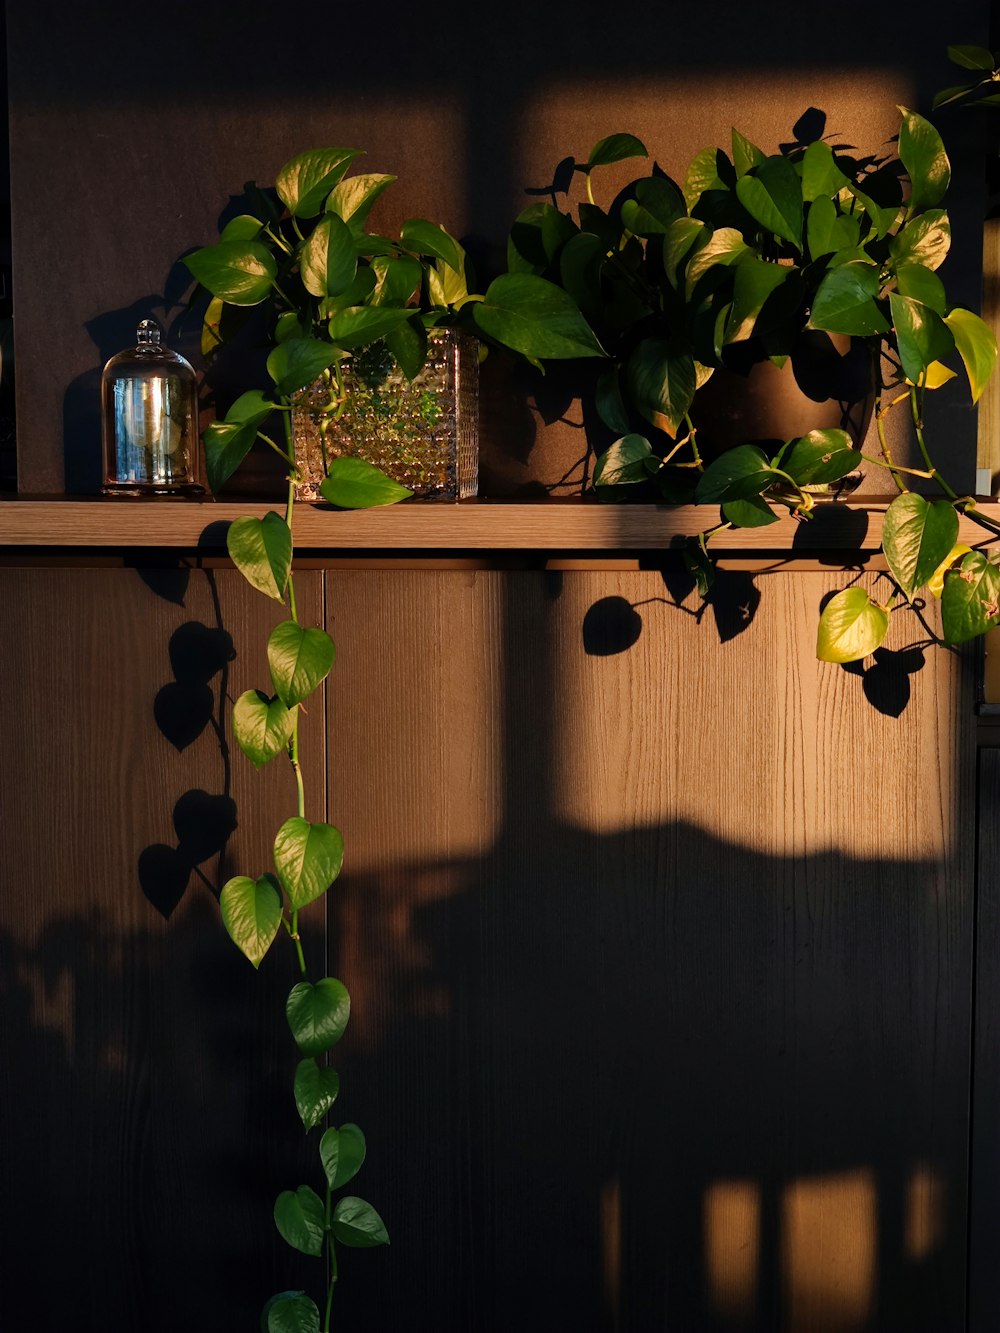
874,383 -> 907,494
684,414 -> 703,470
259,432 -> 295,465
909,383 -> 959,500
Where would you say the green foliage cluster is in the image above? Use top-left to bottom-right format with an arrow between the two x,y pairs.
496,107 -> 1000,659
184,148 -> 596,495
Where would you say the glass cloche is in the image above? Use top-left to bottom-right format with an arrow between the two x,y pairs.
101,319 -> 203,494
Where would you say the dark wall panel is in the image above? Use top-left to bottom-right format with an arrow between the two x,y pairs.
325,567 -> 976,1332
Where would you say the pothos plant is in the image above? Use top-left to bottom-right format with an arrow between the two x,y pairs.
181,146 -> 601,1332
183,146 -> 600,495
493,107 -> 1000,661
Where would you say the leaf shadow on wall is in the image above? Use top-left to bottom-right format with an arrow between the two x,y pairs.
135,563 -> 237,917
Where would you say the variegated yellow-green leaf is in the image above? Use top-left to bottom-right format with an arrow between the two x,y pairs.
928,543 -> 972,597
219,873 -> 283,968
232,690 -> 295,768
816,587 -> 890,662
882,492 -> 959,600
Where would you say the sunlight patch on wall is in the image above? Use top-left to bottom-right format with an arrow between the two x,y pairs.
704,1178 -> 761,1322
782,1169 -> 877,1331
518,70 -> 912,197
905,1161 -> 945,1263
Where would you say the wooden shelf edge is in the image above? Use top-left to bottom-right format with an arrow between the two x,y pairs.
2,494 -> 1000,554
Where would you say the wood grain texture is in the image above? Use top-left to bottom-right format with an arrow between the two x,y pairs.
323,567 -> 977,1332
5,496 -> 1000,553
0,567 -> 326,1328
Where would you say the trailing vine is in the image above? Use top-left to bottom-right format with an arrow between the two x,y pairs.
221,448 -> 409,1333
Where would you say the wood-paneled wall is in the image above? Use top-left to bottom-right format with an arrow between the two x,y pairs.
0,561 -> 978,1331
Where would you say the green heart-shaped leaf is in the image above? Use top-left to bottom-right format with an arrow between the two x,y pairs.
944,307 -> 998,404
294,1058 -> 340,1130
474,273 -> 607,361
326,305 -> 414,349
781,429 -> 859,487
184,240 -> 277,305
326,172 -> 397,231
897,107 -> 950,214
889,211 -> 951,273
274,817 -> 344,911
942,551 -> 1000,644
724,258 -> 789,343
227,512 -> 291,601
888,293 -> 954,383
267,339 -> 341,398
299,214 -> 358,299
587,132 -> 648,168
625,339 -> 696,437
264,1292 -> 321,1333
399,218 -> 466,273
816,588 -> 890,662
882,492 -> 959,599
287,977 -> 351,1056
331,1196 -> 389,1248
276,148 -> 363,218
809,262 -> 889,336
320,1123 -> 367,1190
220,873 -> 283,968
735,156 -> 803,248
204,390 -> 277,492
319,458 -> 414,509
267,621 -> 334,707
722,495 -> 780,527
232,690 -> 295,768
695,445 -> 775,504
274,1185 -> 325,1256
593,435 -> 653,491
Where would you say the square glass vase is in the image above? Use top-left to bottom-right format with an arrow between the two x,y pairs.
292,328 -> 479,501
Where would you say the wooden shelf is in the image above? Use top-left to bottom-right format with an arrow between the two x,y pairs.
2,493 -> 1000,554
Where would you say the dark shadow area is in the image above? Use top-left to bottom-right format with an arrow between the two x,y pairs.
138,567 -> 237,917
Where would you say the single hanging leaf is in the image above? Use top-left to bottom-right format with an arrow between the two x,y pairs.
897,107 -> 951,214
944,307 -> 998,404
273,816 -> 345,910
267,621 -> 335,707
219,874 -> 283,967
816,587 -> 890,662
399,218 -> 466,273
232,690 -> 296,768
942,551 -> 1000,643
319,458 -> 414,509
683,538 -> 715,597
274,1185 -> 326,1256
947,44 -> 997,70
331,1196 -> 390,1248
264,1292 -> 321,1333
889,210 -> 951,272
227,512 -> 292,601
203,390 -> 277,493
320,1123 -> 367,1190
722,496 -> 780,527
294,1058 -> 341,1130
724,259 -> 789,343
287,977 -> 351,1056
326,172 -> 397,231
882,493 -> 959,599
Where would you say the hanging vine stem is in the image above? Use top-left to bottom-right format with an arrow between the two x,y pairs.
215,408 -> 390,1333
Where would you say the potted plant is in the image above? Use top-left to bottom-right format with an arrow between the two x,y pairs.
183,147 -> 601,502
482,107 -> 1000,660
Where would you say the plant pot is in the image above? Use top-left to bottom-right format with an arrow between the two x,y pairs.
292,327 -> 479,501
689,331 -> 875,468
